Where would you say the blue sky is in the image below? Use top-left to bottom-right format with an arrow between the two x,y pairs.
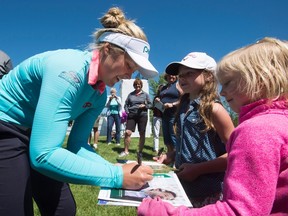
1,0 -> 288,83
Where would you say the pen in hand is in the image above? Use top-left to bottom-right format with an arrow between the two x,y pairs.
137,152 -> 142,166
157,147 -> 164,157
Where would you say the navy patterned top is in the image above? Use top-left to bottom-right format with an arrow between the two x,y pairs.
175,99 -> 226,198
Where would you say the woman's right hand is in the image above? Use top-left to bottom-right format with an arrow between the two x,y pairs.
121,162 -> 153,190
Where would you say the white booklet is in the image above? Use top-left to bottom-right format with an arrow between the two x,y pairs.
97,171 -> 192,207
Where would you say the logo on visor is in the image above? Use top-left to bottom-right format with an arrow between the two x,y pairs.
143,46 -> 150,54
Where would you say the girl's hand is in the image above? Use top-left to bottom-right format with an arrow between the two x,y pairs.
152,153 -> 167,164
122,162 -> 153,190
153,151 -> 174,165
176,163 -> 202,181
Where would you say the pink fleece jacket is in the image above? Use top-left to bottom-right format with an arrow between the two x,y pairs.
138,99 -> 288,216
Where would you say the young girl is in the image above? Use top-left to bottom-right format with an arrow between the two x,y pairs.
154,52 -> 235,207
138,37 -> 288,215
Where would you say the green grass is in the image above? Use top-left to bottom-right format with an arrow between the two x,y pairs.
34,136 -> 164,216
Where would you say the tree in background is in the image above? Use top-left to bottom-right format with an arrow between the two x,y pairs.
148,74 -> 167,97
221,99 -> 238,126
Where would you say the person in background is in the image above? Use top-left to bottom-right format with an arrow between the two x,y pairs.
106,87 -> 122,145
155,52 -> 234,207
119,78 -> 152,157
0,50 -> 13,79
88,116 -> 100,149
120,110 -> 128,137
138,37 -> 288,215
152,84 -> 164,154
0,7 -> 157,216
157,73 -> 183,154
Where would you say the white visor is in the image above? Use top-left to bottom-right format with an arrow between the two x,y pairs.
97,32 -> 158,79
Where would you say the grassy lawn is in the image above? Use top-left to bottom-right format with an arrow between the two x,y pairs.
34,135 -> 164,216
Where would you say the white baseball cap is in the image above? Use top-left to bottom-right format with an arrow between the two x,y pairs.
97,32 -> 158,79
165,52 -> 216,75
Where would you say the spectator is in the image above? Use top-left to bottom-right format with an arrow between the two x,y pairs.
119,78 -> 152,157
157,73 -> 183,154
0,7 -> 157,216
152,84 -> 164,154
0,50 -> 13,78
106,87 -> 122,145
88,116 -> 100,149
120,110 -> 128,137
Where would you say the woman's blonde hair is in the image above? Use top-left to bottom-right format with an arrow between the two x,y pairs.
91,7 -> 147,51
217,37 -> 288,101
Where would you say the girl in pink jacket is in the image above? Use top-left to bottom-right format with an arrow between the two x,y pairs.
138,37 -> 288,215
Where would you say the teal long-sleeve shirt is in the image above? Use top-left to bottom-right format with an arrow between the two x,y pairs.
0,49 -> 123,188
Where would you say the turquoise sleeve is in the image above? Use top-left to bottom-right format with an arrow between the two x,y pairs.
27,51 -> 123,188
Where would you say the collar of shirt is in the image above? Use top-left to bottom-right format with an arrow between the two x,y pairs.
135,90 -> 143,96
88,50 -> 105,94
190,98 -> 200,109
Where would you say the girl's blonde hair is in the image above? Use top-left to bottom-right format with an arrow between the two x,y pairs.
198,70 -> 220,131
91,7 -> 147,51
217,37 -> 288,101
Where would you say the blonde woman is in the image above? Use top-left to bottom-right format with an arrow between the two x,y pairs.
138,37 -> 288,215
0,7 -> 157,215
